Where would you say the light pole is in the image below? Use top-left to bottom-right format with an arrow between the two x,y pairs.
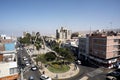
20,68 -> 24,80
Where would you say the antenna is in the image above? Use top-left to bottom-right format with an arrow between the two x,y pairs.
110,22 -> 112,30
90,25 -> 91,35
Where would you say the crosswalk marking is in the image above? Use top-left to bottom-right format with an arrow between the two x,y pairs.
86,68 -> 103,77
79,76 -> 89,80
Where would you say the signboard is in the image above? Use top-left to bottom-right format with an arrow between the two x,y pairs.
4,43 -> 15,51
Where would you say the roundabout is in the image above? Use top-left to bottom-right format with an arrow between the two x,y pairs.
47,63 -> 70,73
39,63 -> 80,80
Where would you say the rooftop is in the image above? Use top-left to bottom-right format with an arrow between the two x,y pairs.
91,29 -> 120,37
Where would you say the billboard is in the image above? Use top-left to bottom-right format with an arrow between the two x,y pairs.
4,43 -> 15,51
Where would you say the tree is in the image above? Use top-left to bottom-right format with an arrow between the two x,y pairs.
53,46 -> 59,53
36,32 -> 40,37
26,33 -> 31,38
59,48 -> 75,63
35,54 -> 46,69
45,52 -> 56,61
35,42 -> 41,53
18,33 -> 32,45
50,40 -> 59,49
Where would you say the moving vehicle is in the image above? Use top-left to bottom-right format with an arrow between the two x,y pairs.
40,74 -> 52,80
29,76 -> 34,80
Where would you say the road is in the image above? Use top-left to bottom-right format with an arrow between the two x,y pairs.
17,41 -> 111,80
17,46 -> 41,80
55,65 -> 106,80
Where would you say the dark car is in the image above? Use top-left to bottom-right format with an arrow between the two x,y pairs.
106,69 -> 120,80
114,62 -> 120,69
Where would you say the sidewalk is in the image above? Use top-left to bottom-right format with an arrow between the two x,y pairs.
39,63 -> 80,79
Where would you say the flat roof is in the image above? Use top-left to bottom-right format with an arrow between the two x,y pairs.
0,50 -> 16,54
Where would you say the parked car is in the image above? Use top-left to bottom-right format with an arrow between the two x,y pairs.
31,65 -> 37,71
114,62 -> 120,69
75,60 -> 81,65
23,56 -> 28,61
25,61 -> 30,66
40,74 -> 52,80
106,69 -> 120,80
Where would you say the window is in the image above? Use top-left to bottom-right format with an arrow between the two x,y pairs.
9,67 -> 18,74
93,38 -> 106,44
114,39 -> 120,43
113,51 -> 118,54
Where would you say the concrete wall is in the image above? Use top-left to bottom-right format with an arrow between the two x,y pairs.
0,62 -> 17,78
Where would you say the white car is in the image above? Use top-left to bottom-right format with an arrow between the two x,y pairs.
76,60 -> 81,65
29,76 -> 34,80
23,57 -> 28,61
25,61 -> 30,66
40,75 -> 52,80
31,65 -> 37,71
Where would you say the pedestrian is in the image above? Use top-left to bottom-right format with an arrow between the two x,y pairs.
56,74 -> 58,78
43,71 -> 45,74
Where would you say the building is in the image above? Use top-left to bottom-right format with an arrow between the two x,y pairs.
23,31 -> 28,38
0,36 -> 19,80
89,31 -> 120,68
0,34 -> 11,40
32,31 -> 36,37
78,37 -> 89,60
56,27 -> 71,41
78,30 -> 120,68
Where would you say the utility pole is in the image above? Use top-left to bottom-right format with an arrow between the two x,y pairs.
20,68 -> 24,80
90,25 -> 91,35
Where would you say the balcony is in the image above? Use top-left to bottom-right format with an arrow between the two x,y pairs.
113,39 -> 120,45
113,45 -> 120,51
113,51 -> 120,57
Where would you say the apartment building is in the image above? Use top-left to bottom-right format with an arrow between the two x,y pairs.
0,36 -> 19,80
89,32 -> 120,68
78,37 -> 89,60
78,30 -> 120,68
56,27 -> 72,42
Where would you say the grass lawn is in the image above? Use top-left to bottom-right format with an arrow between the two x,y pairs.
48,64 -> 70,73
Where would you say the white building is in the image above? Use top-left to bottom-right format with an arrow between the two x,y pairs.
0,35 -> 19,80
56,27 -> 72,41
0,34 -> 11,39
0,50 -> 19,80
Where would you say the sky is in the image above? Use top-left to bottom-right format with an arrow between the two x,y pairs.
0,0 -> 120,36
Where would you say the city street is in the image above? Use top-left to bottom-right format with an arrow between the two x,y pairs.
17,46 -> 41,80
0,1 -> 120,80
17,44 -> 112,80
59,65 -> 106,80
